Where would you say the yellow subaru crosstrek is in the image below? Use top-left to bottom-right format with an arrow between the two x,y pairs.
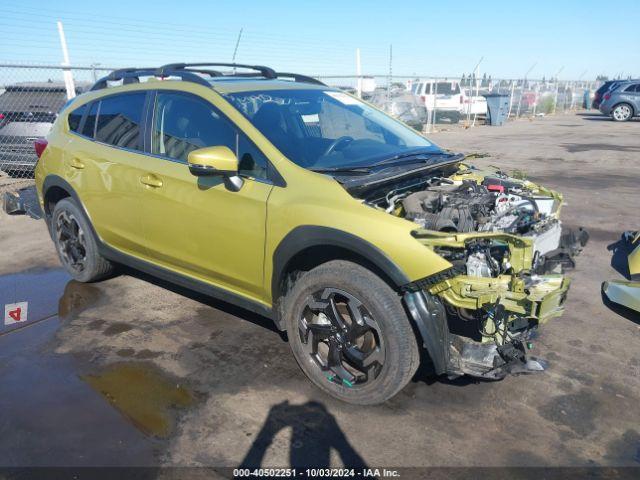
35,63 -> 586,404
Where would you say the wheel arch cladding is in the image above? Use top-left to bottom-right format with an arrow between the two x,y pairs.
41,175 -> 100,242
271,226 -> 411,307
42,175 -> 76,217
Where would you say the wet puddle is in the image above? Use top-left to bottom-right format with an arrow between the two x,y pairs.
82,362 -> 194,438
1,266 -> 195,464
0,267 -> 70,333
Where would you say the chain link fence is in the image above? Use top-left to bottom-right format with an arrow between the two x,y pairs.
0,64 -> 601,179
0,64 -> 115,179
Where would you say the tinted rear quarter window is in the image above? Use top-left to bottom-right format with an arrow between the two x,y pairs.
68,104 -> 86,132
82,101 -> 99,137
95,92 -> 146,150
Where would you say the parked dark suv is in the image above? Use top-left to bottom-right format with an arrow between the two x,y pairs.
0,81 -> 87,177
592,80 -> 621,109
599,81 -> 640,121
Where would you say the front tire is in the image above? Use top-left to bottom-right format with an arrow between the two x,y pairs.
282,260 -> 420,405
611,103 -> 633,122
51,198 -> 115,282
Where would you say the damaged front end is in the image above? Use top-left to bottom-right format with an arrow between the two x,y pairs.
343,160 -> 586,380
405,231 -> 571,380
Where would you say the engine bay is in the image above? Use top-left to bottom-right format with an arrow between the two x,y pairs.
358,166 -> 587,277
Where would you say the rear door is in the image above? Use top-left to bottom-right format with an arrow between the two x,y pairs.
135,90 -> 273,302
622,83 -> 640,114
65,91 -> 151,257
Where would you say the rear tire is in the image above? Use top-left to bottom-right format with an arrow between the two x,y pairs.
282,260 -> 420,405
51,198 -> 115,282
611,103 -> 633,122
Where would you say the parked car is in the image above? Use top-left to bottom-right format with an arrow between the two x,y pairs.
410,80 -> 462,123
368,88 -> 427,130
461,89 -> 487,116
34,63 -> 583,404
592,80 -> 621,109
0,81 -> 87,177
599,81 -> 640,121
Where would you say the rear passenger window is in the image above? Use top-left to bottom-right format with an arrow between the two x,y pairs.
95,93 -> 145,150
82,102 -> 99,137
68,104 -> 86,132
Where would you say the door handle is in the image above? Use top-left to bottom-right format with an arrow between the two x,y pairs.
70,158 -> 85,169
140,174 -> 163,188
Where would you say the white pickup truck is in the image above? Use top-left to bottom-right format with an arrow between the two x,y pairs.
461,89 -> 488,116
410,80 -> 462,123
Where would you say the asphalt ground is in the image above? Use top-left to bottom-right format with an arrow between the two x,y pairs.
0,111 -> 639,476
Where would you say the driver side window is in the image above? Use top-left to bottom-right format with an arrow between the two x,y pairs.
151,91 -> 269,180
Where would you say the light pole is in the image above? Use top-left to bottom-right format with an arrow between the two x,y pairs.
552,66 -> 564,114
516,62 -> 537,118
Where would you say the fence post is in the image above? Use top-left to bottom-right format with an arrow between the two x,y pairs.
507,80 -> 515,119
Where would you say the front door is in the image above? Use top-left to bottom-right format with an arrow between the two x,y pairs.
137,90 -> 273,303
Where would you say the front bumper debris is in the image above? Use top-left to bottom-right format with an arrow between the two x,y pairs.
534,227 -> 589,274
603,280 -> 640,313
405,272 -> 570,379
2,185 -> 43,219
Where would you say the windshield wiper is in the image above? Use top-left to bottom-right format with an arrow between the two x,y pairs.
310,151 -> 460,175
367,151 -> 457,169
310,166 -> 371,174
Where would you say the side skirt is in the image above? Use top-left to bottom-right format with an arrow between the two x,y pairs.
99,244 -> 274,321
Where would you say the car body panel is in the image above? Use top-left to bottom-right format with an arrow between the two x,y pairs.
135,152 -> 273,302
604,232 -> 640,313
603,281 -> 640,313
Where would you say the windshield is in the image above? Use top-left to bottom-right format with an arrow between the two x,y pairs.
224,89 -> 442,170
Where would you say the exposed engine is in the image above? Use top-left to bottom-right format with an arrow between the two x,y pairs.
377,176 -> 587,276
400,178 -> 556,236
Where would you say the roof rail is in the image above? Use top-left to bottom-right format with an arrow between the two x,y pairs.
90,67 -> 211,91
158,62 -> 278,79
158,63 -> 326,85
275,72 -> 325,86
90,63 -> 326,91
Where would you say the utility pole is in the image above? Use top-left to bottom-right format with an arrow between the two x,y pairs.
90,62 -> 101,82
57,21 -> 76,99
467,56 -> 483,127
552,66 -> 564,114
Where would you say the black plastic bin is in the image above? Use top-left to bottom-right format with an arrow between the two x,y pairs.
483,94 -> 510,126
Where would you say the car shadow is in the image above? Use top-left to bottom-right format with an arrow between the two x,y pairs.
238,400 -> 368,469
580,116 -> 612,122
120,266 -> 287,341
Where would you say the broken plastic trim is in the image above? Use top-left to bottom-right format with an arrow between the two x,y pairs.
404,290 -> 548,379
2,186 -> 43,219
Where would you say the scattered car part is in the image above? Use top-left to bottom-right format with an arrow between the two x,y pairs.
2,185 -> 43,219
603,231 -> 640,314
